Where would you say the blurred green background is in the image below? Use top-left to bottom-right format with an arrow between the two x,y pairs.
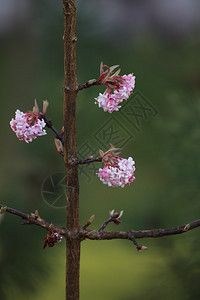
1,0 -> 200,299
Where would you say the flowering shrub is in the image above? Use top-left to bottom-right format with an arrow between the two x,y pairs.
10,69 -> 136,189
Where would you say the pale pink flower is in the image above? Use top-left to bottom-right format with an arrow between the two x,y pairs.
10,109 -> 46,143
97,156 -> 135,188
95,92 -> 120,113
95,63 -> 135,113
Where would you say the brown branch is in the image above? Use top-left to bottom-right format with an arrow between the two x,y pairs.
62,1 -> 80,299
83,219 -> 200,243
2,202 -> 200,252
42,115 -> 64,145
0,204 -> 66,235
78,79 -> 100,91
99,210 -> 123,231
77,157 -> 102,165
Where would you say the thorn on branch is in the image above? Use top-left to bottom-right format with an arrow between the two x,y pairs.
99,209 -> 123,231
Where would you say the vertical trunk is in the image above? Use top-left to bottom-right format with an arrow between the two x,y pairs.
62,1 -> 80,299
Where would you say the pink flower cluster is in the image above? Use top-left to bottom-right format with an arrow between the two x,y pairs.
97,156 -> 135,187
95,74 -> 135,113
10,109 -> 46,143
95,63 -> 135,113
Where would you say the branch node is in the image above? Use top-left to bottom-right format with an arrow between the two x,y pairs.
72,36 -> 78,42
83,230 -> 97,239
63,85 -> 70,92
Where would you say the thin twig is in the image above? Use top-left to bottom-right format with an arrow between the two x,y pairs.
99,211 -> 122,231
99,217 -> 113,231
42,115 -> 64,145
77,157 -> 102,165
83,219 -> 200,241
129,232 -> 147,252
0,204 -> 66,235
83,215 -> 95,230
78,79 -> 100,91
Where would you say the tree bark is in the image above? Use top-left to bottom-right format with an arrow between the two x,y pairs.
62,1 -> 80,299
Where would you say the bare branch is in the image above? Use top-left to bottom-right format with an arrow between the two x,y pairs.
3,201 -> 200,254
0,204 -> 66,235
83,219 -> 200,242
42,115 -> 64,145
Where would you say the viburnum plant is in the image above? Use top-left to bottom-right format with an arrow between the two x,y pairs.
1,1 -> 200,299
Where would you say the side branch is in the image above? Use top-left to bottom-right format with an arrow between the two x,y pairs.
42,115 -> 64,145
78,79 -> 100,91
77,157 -> 102,165
83,219 -> 200,241
0,204 -> 66,235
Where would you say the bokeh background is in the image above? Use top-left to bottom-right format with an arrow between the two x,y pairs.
1,0 -> 200,299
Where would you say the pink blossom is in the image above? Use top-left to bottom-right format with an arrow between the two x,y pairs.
10,109 -> 46,143
97,156 -> 135,187
95,63 -> 135,113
